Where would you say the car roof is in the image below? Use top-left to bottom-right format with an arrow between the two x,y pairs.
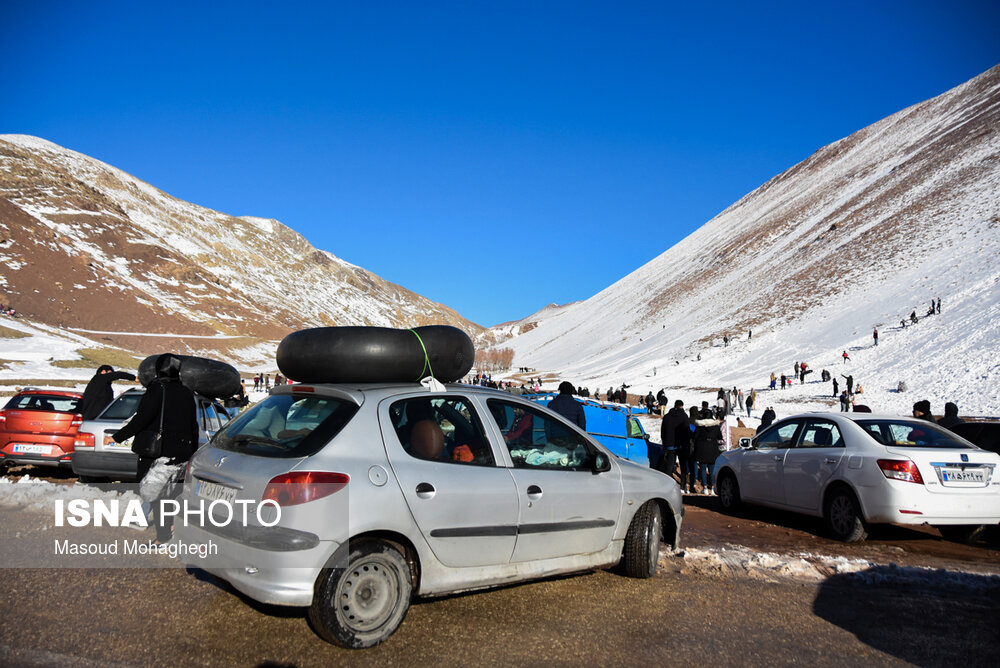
776,412 -> 929,423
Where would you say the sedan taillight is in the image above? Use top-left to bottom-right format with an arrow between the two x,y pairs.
877,459 -> 924,485
261,472 -> 350,506
71,413 -> 83,429
74,432 -> 95,448
0,410 -> 5,426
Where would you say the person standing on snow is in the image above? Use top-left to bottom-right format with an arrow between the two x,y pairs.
693,414 -> 725,494
660,400 -> 690,485
841,374 -> 854,396
745,391 -> 754,417
839,390 -> 850,412
832,377 -> 839,398
937,402 -> 964,431
873,327 -> 879,347
79,365 -> 138,420
936,297 -> 941,314
548,381 -> 586,429
842,350 -> 850,364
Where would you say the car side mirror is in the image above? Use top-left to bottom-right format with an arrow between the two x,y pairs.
643,433 -> 650,441
739,437 -> 752,449
592,452 -> 611,474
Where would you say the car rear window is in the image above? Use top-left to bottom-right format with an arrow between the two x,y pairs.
4,394 -> 80,412
212,394 -> 357,458
856,419 -> 975,449
99,392 -> 144,420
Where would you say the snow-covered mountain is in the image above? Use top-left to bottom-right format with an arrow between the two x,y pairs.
0,135 -> 484,363
500,65 -> 1000,415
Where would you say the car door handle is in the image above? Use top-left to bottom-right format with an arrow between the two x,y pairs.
526,485 -> 543,500
774,455 -> 783,461
415,482 -> 436,499
824,458 -> 837,464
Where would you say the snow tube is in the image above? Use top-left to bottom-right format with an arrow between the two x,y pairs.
138,354 -> 242,399
276,325 -> 475,384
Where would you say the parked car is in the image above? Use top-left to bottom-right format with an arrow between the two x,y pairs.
71,387 -> 232,481
0,389 -> 83,469
950,421 -> 1000,456
714,412 -> 1000,543
524,392 -> 652,465
175,383 -> 683,648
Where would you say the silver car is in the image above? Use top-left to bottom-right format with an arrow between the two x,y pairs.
71,388 -> 232,481
176,383 -> 683,648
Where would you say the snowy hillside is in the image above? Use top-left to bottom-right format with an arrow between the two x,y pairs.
500,65 -> 1000,416
0,135 -> 484,364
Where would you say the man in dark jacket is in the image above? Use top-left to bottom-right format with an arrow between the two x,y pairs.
79,365 -> 137,420
912,399 -> 934,422
548,381 -> 586,429
660,400 -> 690,485
937,402 -> 964,431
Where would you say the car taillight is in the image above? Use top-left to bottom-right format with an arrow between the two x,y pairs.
0,410 -> 5,426
261,471 -> 350,506
74,432 -> 96,448
877,459 -> 924,485
71,414 -> 83,429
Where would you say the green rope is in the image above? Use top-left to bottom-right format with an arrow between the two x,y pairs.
408,328 -> 435,381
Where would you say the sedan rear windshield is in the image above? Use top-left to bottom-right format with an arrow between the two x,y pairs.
212,394 -> 358,458
4,394 -> 80,413
99,392 -> 144,420
856,419 -> 975,449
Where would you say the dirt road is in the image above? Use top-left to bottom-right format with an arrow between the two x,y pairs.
1,488 -> 997,667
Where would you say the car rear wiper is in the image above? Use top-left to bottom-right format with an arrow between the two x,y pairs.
228,434 -> 293,450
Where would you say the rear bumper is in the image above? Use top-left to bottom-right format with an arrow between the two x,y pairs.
71,450 -> 139,479
862,483 -> 1000,525
0,452 -> 72,467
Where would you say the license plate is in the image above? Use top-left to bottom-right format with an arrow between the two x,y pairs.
104,435 -> 132,450
196,479 -> 238,503
11,443 -> 51,455
939,467 -> 988,484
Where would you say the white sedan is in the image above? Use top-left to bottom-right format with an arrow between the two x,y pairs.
714,413 -> 1000,542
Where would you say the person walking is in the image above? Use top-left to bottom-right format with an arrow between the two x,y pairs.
745,391 -> 754,417
873,327 -> 879,347
660,400 -> 690,485
111,354 -> 197,543
842,350 -> 850,364
780,373 -> 786,390
79,364 -> 137,420
794,361 -> 800,381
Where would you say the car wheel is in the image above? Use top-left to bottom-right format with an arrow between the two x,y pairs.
308,540 -> 413,648
716,470 -> 741,512
935,524 -> 985,544
622,501 -> 662,578
824,488 -> 867,542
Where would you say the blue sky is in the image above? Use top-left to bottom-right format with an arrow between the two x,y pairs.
2,1 -> 999,327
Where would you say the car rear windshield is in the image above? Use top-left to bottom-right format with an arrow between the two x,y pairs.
856,419 -> 975,449
4,394 -> 80,413
211,394 -> 358,458
99,392 -> 144,420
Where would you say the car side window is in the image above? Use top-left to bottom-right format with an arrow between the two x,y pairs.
627,418 -> 644,439
487,399 -> 593,470
390,396 -> 495,466
797,420 -> 844,448
755,422 -> 800,449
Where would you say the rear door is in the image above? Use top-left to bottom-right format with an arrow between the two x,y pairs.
485,398 -> 622,563
380,393 -> 520,568
741,420 -> 802,504
782,418 -> 846,511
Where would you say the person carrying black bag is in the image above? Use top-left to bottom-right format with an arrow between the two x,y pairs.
112,353 -> 198,543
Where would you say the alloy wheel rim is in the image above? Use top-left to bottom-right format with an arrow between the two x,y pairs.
830,496 -> 854,534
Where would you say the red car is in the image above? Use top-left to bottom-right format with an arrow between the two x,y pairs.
0,389 -> 84,469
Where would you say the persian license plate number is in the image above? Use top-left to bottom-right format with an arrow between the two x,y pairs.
11,443 -> 51,455
940,468 -> 986,483
196,480 -> 238,503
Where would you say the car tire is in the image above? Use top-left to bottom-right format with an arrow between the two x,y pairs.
716,470 -> 741,512
935,524 -> 985,544
307,540 -> 413,648
824,487 -> 867,542
622,501 -> 661,578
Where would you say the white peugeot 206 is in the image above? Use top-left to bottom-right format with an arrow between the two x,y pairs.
714,412 -> 1000,542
